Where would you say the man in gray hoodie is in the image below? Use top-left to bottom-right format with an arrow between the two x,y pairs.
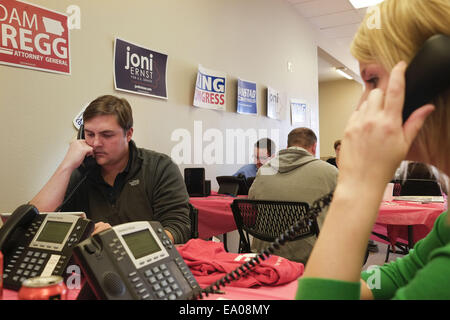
248,127 -> 338,263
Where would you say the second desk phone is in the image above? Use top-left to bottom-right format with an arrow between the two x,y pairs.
73,221 -> 202,300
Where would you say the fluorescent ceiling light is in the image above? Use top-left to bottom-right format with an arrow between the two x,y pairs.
348,0 -> 384,9
335,67 -> 353,80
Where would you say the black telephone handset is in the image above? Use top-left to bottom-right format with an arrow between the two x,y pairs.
77,124 -> 97,171
0,204 -> 95,290
73,221 -> 202,300
0,204 -> 39,256
53,124 -> 97,212
403,34 -> 450,122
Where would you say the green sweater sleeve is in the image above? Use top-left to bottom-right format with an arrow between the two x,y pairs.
296,211 -> 450,300
296,277 -> 360,300
361,211 -> 450,300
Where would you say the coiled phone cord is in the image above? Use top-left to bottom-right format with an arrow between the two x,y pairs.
195,191 -> 334,299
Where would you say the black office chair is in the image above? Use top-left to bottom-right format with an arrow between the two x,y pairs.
188,203 -> 199,239
393,178 -> 442,196
230,199 -> 317,254
231,198 -> 370,265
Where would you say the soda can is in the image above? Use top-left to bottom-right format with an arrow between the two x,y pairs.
0,251 -> 3,299
18,276 -> 68,300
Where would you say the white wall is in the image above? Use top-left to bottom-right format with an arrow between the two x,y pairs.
0,0 -> 323,212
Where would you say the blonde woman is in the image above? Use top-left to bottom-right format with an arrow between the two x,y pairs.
296,0 -> 450,299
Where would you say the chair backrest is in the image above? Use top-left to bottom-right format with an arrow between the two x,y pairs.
396,179 -> 442,196
230,199 -> 317,253
188,203 -> 199,239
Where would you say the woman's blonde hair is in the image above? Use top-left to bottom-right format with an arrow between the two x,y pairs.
351,0 -> 450,189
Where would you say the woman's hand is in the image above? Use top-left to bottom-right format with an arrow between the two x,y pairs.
338,62 -> 435,190
302,62 -> 435,283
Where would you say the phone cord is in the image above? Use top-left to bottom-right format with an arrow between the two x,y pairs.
55,174 -> 89,212
195,191 -> 334,299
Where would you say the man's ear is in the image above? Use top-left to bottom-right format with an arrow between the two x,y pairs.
126,127 -> 134,142
311,143 -> 317,156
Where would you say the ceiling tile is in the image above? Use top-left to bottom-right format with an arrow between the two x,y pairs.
309,10 -> 362,29
320,23 -> 360,38
292,0 -> 355,18
285,0 -> 311,4
284,0 -> 364,82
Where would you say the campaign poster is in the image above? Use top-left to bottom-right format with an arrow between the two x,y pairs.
267,87 -> 281,120
291,99 -> 310,127
114,38 -> 168,99
193,65 -> 226,110
237,79 -> 257,115
73,104 -> 89,130
0,0 -> 70,74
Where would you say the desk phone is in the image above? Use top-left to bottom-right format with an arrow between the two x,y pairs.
0,204 -> 94,290
73,221 -> 202,300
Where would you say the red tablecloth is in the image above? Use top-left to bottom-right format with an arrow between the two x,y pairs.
2,278 -> 298,301
2,239 -> 298,301
201,279 -> 298,300
189,194 -> 447,249
189,192 -> 246,239
372,200 -> 446,247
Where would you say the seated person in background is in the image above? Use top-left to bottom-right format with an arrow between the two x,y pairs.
248,127 -> 338,263
395,160 -> 439,180
233,138 -> 276,179
297,0 -> 450,300
326,139 -> 341,168
394,161 -> 447,196
30,95 -> 191,244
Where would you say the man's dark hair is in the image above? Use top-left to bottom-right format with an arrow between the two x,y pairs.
334,140 -> 341,150
255,138 -> 276,156
83,95 -> 133,132
287,127 -> 317,148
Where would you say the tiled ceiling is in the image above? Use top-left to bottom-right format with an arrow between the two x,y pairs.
285,0 -> 369,82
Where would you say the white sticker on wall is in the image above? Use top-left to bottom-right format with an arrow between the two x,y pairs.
73,105 -> 87,130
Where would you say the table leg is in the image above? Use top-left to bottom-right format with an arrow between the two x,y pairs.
407,226 -> 414,250
223,233 -> 228,252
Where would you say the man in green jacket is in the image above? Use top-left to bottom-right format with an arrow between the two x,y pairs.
30,95 -> 190,244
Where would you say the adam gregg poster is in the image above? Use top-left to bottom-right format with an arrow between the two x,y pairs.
114,38 -> 168,99
0,0 -> 70,74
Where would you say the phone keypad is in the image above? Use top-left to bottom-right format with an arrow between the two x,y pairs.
142,263 -> 183,300
3,249 -> 49,284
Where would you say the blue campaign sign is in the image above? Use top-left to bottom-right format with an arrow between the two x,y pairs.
114,38 -> 168,99
237,79 -> 257,115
